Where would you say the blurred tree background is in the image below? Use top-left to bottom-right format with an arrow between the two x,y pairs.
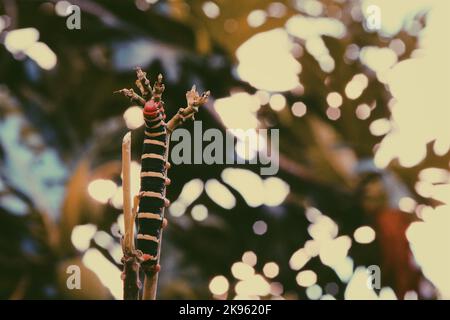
0,0 -> 449,300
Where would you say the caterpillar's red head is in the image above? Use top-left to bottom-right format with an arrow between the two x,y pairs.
143,99 -> 165,119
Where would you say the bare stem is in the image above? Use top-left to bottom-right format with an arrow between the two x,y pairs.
142,268 -> 159,300
114,88 -> 146,106
122,255 -> 141,300
121,132 -> 141,300
122,132 -> 133,252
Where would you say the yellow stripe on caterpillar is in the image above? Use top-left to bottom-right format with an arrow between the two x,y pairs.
137,234 -> 159,243
140,171 -> 165,179
144,139 -> 166,147
140,191 -> 164,199
138,212 -> 163,220
145,130 -> 166,137
141,153 -> 165,161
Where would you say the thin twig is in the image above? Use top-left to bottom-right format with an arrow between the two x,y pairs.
135,67 -> 152,99
121,132 -> 141,300
166,86 -> 210,132
114,88 -> 146,106
122,132 -> 133,252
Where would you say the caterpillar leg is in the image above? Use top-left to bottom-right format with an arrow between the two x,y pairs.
132,195 -> 140,224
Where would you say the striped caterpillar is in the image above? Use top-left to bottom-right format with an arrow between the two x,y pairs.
116,68 -> 209,275
137,79 -> 169,269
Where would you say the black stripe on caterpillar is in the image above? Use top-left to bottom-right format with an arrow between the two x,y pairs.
136,99 -> 168,266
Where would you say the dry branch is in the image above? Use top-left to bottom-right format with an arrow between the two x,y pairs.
114,88 -> 146,106
121,132 -> 141,300
135,67 -> 152,99
166,85 -> 210,132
